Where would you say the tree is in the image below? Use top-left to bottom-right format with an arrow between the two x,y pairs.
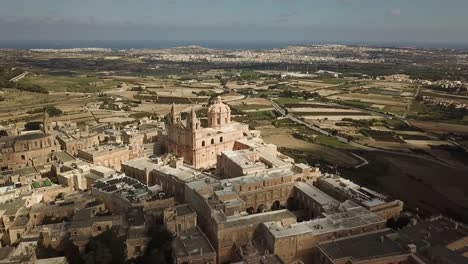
136,225 -> 174,264
63,238 -> 84,264
36,237 -> 61,259
83,228 -> 126,264
44,106 -> 63,117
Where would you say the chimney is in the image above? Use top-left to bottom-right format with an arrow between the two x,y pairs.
407,244 -> 417,254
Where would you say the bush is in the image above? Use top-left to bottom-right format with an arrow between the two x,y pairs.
16,83 -> 49,94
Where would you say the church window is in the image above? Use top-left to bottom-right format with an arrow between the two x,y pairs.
211,139 -> 215,144
220,137 -> 223,142
217,118 -> 221,125
202,141 -> 205,147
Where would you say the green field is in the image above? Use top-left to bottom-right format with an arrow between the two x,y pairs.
19,73 -> 119,92
274,97 -> 309,105
314,135 -> 358,149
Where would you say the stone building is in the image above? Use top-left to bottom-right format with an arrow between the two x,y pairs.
164,204 -> 217,264
0,112 -> 60,170
172,227 -> 217,264
150,157 -> 211,203
163,204 -> 197,235
8,215 -> 30,244
77,144 -> 132,171
0,133 -> 60,170
315,229 -> 424,264
57,162 -> 118,192
182,163 -> 317,263
315,175 -> 403,220
261,202 -> 386,263
91,174 -> 174,214
121,157 -> 163,186
166,97 -> 249,169
56,131 -> 100,156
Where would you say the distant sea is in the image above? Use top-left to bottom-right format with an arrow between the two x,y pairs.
0,40 -> 467,50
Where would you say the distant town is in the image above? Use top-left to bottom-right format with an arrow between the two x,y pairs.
0,44 -> 467,264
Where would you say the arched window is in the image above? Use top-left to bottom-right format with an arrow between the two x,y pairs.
220,137 -> 223,143
211,138 -> 215,144
202,141 -> 205,147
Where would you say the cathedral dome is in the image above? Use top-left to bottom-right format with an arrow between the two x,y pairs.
208,96 -> 231,114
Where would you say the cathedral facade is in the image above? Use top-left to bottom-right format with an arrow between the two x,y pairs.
166,97 -> 249,169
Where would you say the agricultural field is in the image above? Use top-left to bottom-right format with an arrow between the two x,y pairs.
304,79 -> 419,117
259,125 -> 360,167
409,120 -> 468,135
18,73 -> 120,93
0,89 -> 94,123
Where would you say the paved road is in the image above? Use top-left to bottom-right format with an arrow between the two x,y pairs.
350,153 -> 369,168
270,99 -> 456,168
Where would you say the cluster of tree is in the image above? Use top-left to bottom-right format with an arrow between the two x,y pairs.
26,106 -> 63,117
0,67 -> 22,85
16,84 -> 49,94
36,225 -> 173,264
192,90 -> 216,97
35,236 -> 82,264
0,67 -> 48,94
130,225 -> 173,264
413,102 -> 467,121
130,86 -> 145,92
215,75 -> 228,88
278,89 -> 321,101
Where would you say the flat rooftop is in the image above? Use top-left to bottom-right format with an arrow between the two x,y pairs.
265,203 -> 385,238
122,157 -> 161,171
55,151 -> 76,163
173,227 -> 215,259
221,167 -> 295,186
0,198 -> 25,215
175,204 -> 195,216
319,175 -> 388,208
222,150 -> 267,171
81,144 -> 128,156
397,216 -> 468,249
154,164 -> 207,183
318,229 -> 406,261
219,209 -> 297,228
294,182 -> 337,208
93,175 -> 147,195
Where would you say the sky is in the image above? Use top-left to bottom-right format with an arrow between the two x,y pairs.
0,0 -> 467,45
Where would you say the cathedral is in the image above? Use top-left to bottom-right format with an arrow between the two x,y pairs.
166,96 -> 249,169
